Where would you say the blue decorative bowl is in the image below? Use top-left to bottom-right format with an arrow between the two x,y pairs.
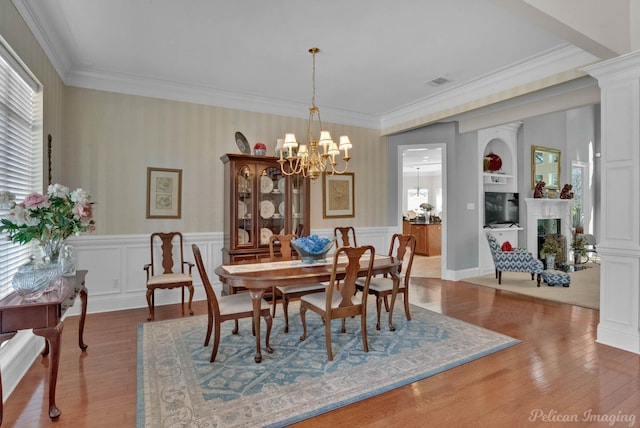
12,262 -> 62,300
291,237 -> 335,264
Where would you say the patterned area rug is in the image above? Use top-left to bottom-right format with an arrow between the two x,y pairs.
137,302 -> 518,427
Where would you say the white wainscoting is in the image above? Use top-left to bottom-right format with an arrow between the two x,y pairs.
63,227 -> 394,316
1,226 -> 395,403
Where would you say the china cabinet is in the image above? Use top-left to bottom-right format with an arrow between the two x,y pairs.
221,154 -> 310,263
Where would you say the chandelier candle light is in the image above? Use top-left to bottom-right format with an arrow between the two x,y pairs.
278,47 -> 352,181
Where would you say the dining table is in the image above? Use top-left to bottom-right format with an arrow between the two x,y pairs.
214,254 -> 400,363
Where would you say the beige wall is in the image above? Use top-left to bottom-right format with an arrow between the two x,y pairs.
62,87 -> 388,235
1,0 -> 387,237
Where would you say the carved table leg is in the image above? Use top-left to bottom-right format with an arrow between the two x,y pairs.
248,289 -> 267,363
78,287 -> 88,351
33,322 -> 64,420
0,333 -> 17,425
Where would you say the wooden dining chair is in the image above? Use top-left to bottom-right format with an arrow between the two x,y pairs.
300,245 -> 375,361
334,226 -> 357,247
144,232 -> 194,321
355,233 -> 416,331
269,234 -> 326,333
192,244 -> 272,362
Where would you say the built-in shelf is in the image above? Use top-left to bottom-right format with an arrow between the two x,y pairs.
482,173 -> 512,184
483,225 -> 523,231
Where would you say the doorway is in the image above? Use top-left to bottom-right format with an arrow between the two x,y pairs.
398,144 -> 446,279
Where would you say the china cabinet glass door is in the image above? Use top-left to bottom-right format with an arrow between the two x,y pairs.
258,165 -> 284,246
237,165 -> 253,246
291,174 -> 306,236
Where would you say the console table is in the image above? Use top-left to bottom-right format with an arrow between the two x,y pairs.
0,270 -> 88,425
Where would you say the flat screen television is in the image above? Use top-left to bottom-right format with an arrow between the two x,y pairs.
484,192 -> 519,227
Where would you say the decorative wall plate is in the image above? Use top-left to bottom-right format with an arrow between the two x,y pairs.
235,132 -> 250,154
238,229 -> 249,244
278,178 -> 285,193
279,201 -> 285,216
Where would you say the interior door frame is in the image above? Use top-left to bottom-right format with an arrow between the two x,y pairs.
397,143 -> 447,279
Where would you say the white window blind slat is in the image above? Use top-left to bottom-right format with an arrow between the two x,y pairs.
0,40 -> 41,300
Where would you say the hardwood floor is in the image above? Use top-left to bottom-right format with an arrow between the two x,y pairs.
3,278 -> 639,427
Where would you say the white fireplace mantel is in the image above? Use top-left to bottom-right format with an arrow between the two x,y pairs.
524,198 -> 573,254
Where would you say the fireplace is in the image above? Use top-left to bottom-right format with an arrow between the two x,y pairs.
524,198 -> 573,258
537,218 -> 561,257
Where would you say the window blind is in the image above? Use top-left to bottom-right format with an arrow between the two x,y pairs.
0,40 -> 41,300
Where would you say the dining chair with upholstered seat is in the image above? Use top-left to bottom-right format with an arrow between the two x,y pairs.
334,226 -> 357,247
269,234 -> 326,333
192,244 -> 272,362
356,233 -> 416,331
144,232 -> 194,321
299,245 -> 375,361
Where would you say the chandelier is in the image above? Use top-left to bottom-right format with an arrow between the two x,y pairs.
277,47 -> 352,181
408,167 -> 426,198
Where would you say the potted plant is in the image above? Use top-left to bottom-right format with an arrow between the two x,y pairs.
572,233 -> 587,265
540,236 -> 561,269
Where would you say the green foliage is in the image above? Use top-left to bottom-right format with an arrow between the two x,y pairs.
540,236 -> 562,258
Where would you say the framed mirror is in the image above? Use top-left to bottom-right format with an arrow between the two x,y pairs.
531,145 -> 561,189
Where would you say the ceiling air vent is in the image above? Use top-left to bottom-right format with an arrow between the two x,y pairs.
426,76 -> 450,87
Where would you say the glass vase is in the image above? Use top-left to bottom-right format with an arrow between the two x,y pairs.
11,260 -> 62,301
40,238 -> 64,263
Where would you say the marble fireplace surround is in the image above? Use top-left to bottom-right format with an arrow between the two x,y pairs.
524,198 -> 573,256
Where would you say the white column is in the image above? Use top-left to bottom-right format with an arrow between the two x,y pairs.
584,51 -> 640,354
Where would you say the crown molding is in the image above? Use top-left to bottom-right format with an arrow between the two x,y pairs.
380,44 -> 599,132
65,67 -> 380,129
12,0 -> 72,81
12,0 -> 600,133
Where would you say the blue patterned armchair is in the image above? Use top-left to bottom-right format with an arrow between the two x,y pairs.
486,233 -> 542,285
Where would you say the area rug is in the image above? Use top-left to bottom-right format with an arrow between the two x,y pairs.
462,263 -> 600,310
137,303 -> 519,427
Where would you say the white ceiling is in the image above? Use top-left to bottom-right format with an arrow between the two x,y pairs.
13,0 -> 611,174
13,0 -> 595,132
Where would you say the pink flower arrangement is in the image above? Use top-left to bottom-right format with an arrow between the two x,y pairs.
0,184 -> 95,258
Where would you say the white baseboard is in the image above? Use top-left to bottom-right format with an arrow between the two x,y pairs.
597,323 -> 640,354
0,331 -> 43,403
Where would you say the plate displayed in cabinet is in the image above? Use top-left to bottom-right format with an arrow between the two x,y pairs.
260,228 -> 273,245
237,176 -> 249,193
279,201 -> 285,216
278,178 -> 285,193
238,200 -> 247,218
238,229 -> 249,244
260,200 -> 275,219
260,176 -> 274,193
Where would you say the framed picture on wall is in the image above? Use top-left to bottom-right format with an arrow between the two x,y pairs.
146,167 -> 182,219
322,172 -> 355,218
